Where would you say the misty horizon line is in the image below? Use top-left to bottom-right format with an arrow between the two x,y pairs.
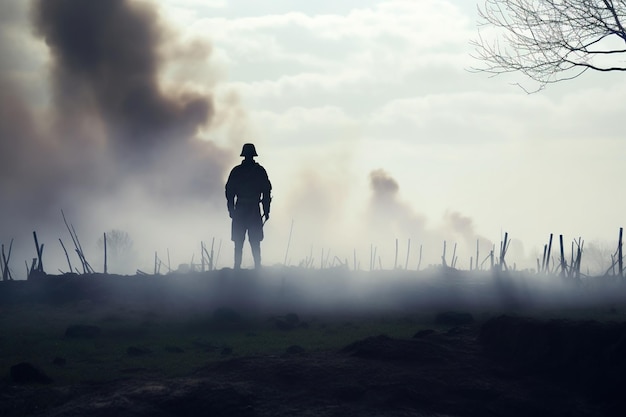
2,218 -> 624,280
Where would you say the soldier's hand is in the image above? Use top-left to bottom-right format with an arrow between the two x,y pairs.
229,210 -> 233,219
264,213 -> 270,222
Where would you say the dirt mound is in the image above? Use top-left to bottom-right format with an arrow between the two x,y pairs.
480,315 -> 626,408
340,334 -> 452,363
480,315 -> 626,369
42,379 -> 255,417
10,362 -> 52,384
4,326 -> 624,417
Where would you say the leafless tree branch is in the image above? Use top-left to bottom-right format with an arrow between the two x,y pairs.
471,0 -> 626,91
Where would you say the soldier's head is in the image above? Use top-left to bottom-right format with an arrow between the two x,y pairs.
240,143 -> 258,159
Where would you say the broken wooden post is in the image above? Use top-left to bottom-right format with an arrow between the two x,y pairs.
441,240 -> 447,267
405,238 -> 411,270
103,232 -> 108,275
200,242 -> 206,272
2,240 -> 14,281
59,239 -> 73,273
546,234 -> 553,273
499,232 -> 509,272
0,244 -> 5,280
417,244 -> 423,271
284,219 -> 294,266
33,231 -> 44,273
61,210 -> 94,274
618,227 -> 623,277
394,238 -> 398,269
372,246 -> 377,270
572,237 -> 584,280
475,239 -> 480,271
451,242 -> 458,269
559,234 -> 567,277
210,238 -> 215,271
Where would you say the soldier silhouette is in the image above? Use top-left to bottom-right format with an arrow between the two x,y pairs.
225,143 -> 272,269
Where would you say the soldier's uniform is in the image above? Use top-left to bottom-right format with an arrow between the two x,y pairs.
225,143 -> 272,269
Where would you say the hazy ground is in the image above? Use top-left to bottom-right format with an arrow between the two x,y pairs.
1,268 -> 626,416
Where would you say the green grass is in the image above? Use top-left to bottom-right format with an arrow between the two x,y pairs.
0,302 -> 436,385
4,296 -> 625,386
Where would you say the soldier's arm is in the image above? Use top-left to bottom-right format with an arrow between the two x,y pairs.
225,170 -> 236,215
260,167 -> 272,216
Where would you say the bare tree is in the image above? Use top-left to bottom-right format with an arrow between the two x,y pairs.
582,239 -> 614,275
97,229 -> 134,273
471,0 -> 626,91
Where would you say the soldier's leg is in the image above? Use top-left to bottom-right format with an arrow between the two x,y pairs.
231,215 -> 246,269
247,213 -> 264,269
250,240 -> 261,269
234,240 -> 243,269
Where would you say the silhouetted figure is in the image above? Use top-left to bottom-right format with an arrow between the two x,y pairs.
225,143 -> 272,269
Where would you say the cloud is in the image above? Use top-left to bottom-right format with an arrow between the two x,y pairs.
185,0 -> 474,97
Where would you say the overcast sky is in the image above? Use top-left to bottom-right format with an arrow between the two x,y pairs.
1,0 -> 625,274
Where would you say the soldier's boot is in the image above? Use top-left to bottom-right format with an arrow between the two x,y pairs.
234,241 -> 243,269
250,241 -> 261,269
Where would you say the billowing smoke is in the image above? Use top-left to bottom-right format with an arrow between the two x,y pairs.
370,169 -> 399,199
31,0 -> 227,198
364,169 -> 497,270
0,0 -> 235,275
368,168 -> 427,239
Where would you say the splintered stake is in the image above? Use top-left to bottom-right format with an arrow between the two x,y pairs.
405,238 -> 411,270
284,219 -> 294,266
32,231 -> 44,273
59,239 -> 73,273
103,232 -> 108,274
619,227 -> 624,277
61,210 -> 94,274
1,239 -> 13,281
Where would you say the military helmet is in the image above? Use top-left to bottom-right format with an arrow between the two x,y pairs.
240,143 -> 258,157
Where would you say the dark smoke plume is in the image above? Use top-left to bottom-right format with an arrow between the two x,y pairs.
368,168 -> 427,241
370,168 -> 399,197
0,0 -> 230,221
366,169 -> 496,269
0,0 -> 233,274
34,0 -> 212,158
31,0 -> 227,182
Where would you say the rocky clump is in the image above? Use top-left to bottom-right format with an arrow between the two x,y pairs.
10,362 -> 52,384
